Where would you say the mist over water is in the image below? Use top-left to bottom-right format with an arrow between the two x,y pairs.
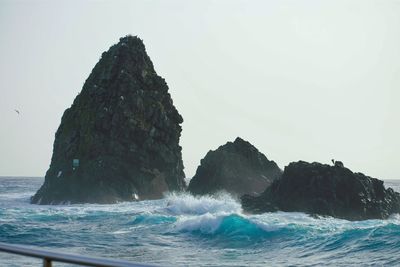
0,177 -> 400,266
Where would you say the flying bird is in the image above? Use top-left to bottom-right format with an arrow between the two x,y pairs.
14,109 -> 20,115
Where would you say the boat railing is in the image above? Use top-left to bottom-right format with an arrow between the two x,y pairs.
0,242 -> 156,267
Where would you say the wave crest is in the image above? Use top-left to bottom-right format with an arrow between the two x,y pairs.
164,192 -> 241,215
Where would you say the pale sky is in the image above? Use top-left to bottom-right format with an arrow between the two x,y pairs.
0,0 -> 399,179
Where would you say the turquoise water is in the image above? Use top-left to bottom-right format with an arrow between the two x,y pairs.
0,177 -> 400,266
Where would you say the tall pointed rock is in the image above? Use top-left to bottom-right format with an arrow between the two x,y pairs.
32,36 -> 185,204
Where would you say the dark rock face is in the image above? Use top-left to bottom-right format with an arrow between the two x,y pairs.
242,161 -> 400,220
188,137 -> 282,196
31,36 -> 185,204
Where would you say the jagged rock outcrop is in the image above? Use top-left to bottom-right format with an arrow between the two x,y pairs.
188,137 -> 282,196
242,161 -> 400,220
31,36 -> 186,204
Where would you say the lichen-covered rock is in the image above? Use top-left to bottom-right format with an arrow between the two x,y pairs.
188,137 -> 282,196
31,36 -> 185,204
242,161 -> 400,220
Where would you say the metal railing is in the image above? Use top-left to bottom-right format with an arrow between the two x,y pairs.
0,242 -> 156,267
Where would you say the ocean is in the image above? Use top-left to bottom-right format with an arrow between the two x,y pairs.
0,177 -> 399,266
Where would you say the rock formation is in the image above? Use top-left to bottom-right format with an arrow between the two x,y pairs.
188,137 -> 282,196
242,161 -> 400,220
31,36 -> 186,204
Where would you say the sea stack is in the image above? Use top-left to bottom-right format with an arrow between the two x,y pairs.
188,137 -> 282,196
31,36 -> 186,204
242,161 -> 400,220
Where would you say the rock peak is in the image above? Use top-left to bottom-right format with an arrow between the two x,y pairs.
119,35 -> 144,45
113,35 -> 147,56
233,137 -> 248,145
84,35 -> 158,97
232,137 -> 256,150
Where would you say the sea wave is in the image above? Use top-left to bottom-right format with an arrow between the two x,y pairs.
1,177 -> 400,266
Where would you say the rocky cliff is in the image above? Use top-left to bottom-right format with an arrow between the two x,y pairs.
31,36 -> 186,204
188,137 -> 282,196
242,161 -> 400,220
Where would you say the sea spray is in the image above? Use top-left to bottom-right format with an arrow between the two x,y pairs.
164,192 -> 241,215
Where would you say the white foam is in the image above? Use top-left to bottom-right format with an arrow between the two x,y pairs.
175,213 -> 226,234
112,230 -> 131,235
389,213 -> 400,223
164,192 -> 241,216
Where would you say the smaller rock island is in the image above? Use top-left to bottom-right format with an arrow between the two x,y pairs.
188,137 -> 282,196
242,161 -> 400,220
